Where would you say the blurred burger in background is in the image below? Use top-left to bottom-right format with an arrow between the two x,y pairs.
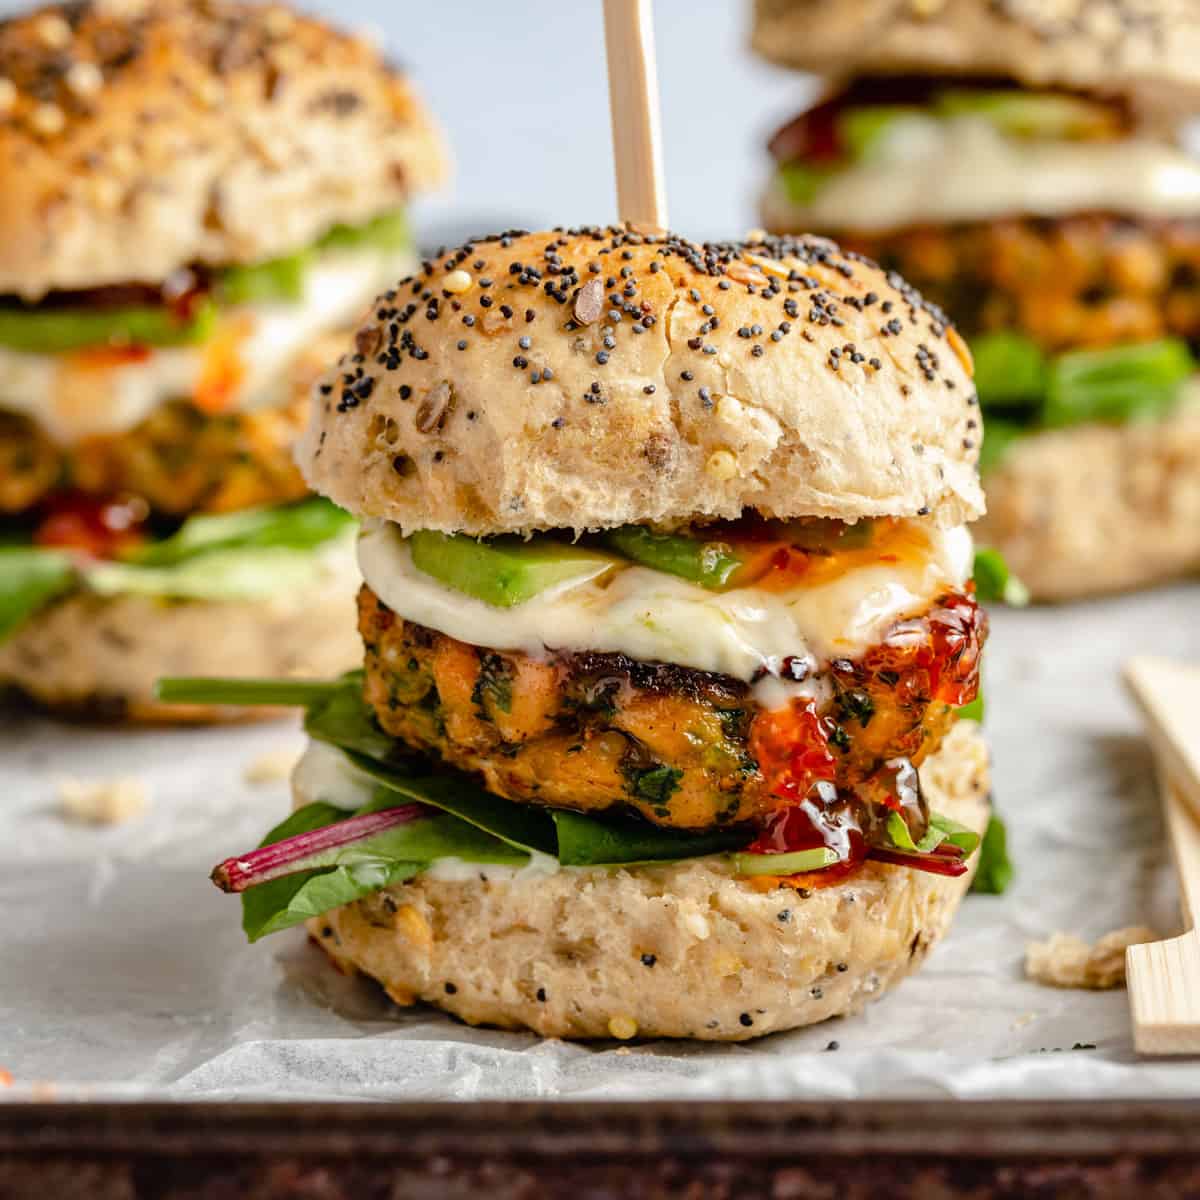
0,0 -> 445,718
754,0 -> 1200,600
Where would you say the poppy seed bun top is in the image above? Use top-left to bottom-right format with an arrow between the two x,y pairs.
752,0 -> 1200,112
0,0 -> 446,301
298,226 -> 984,534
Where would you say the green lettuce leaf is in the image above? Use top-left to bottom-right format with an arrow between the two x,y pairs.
87,544 -> 339,600
131,498 -> 352,566
0,547 -> 75,641
970,331 -> 1046,410
973,547 -> 1030,607
971,813 -> 1014,895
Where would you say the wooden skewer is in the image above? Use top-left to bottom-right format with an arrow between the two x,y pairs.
1122,656 -> 1200,1055
602,0 -> 668,230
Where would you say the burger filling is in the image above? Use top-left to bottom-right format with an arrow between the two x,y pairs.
764,79 -> 1200,470
174,516 -> 1004,943
0,210 -> 410,645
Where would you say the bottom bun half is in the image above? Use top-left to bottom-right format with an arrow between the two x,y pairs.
305,719 -> 990,1042
977,393 -> 1200,601
0,565 -> 360,722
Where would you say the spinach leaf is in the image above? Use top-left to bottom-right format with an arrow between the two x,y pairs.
971,813 -> 1014,895
344,749 -> 558,857
552,808 -> 746,867
238,797 -> 526,941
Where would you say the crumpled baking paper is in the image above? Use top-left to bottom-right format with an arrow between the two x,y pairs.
3,584 -> 1199,1100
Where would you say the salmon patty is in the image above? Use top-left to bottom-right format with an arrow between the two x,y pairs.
359,585 -> 986,833
834,214 -> 1200,353
0,393 -> 310,516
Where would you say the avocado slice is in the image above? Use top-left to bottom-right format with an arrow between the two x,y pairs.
409,531 -> 617,608
934,89 -> 1122,141
218,249 -> 313,306
601,526 -> 747,590
318,208 -> 411,253
776,162 -> 838,207
837,104 -> 928,161
0,298 -> 217,354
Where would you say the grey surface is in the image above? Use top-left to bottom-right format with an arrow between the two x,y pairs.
0,0 -> 808,243
3,586 -> 1200,1100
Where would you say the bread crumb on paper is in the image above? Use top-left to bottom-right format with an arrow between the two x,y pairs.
58,777 -> 147,825
242,747 -> 301,785
1025,926 -> 1160,990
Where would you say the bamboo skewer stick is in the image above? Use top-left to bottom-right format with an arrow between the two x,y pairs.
602,0 -> 668,230
1123,656 -> 1200,1055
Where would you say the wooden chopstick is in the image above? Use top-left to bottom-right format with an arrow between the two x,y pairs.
602,0 -> 668,230
1122,657 -> 1200,1055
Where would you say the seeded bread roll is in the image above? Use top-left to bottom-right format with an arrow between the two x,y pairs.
0,0 -> 446,300
299,227 -> 984,534
304,718 -> 988,1041
976,393 -> 1200,601
0,542 -> 360,722
751,0 -> 1200,112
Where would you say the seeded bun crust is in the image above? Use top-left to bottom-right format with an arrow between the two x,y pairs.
304,719 -> 988,1042
0,549 -> 360,722
299,227 -> 984,534
977,393 -> 1200,601
0,0 -> 446,301
751,0 -> 1200,111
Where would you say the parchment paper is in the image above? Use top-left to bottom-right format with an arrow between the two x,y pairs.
4,584 -> 1200,1101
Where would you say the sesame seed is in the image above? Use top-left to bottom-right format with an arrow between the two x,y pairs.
443,269 -> 473,294
608,1014 -> 638,1040
35,13 -> 71,49
706,449 -> 737,480
519,336 -> 531,350
596,351 -> 609,364
739,1013 -> 753,1028
536,987 -> 547,1002
641,953 -> 657,966
29,103 -> 65,136
66,62 -> 103,99
456,340 -> 467,351
643,384 -> 655,394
